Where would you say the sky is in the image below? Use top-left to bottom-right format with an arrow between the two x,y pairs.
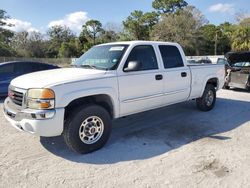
1,0 -> 250,35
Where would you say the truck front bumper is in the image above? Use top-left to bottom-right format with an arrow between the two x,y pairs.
3,97 -> 65,137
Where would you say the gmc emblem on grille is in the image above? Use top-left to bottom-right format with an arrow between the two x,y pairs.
8,91 -> 15,99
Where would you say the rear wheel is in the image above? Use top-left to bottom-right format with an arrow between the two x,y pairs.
196,84 -> 216,111
63,104 -> 112,154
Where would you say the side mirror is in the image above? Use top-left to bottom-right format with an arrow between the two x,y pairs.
124,61 -> 141,72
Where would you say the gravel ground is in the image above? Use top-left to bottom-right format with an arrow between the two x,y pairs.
0,89 -> 250,188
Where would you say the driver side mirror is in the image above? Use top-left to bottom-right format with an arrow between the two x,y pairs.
123,61 -> 141,72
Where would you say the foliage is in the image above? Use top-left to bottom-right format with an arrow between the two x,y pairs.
59,38 -> 82,58
0,7 -> 249,58
47,25 -> 76,57
80,20 -> 103,45
152,0 -> 188,14
0,41 -> 15,56
123,10 -> 158,40
151,7 -> 205,55
239,17 -> 250,28
231,27 -> 250,51
0,9 -> 10,27
0,9 -> 14,55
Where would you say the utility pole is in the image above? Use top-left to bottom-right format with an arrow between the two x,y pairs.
214,31 -> 218,55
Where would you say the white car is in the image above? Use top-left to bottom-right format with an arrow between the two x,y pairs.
3,41 -> 225,154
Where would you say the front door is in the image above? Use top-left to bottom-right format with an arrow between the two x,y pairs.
118,45 -> 164,116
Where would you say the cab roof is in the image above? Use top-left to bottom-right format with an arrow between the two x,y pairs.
97,40 -> 179,46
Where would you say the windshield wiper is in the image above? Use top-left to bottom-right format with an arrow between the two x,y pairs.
80,64 -> 97,69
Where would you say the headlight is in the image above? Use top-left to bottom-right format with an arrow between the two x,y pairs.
26,89 -> 55,109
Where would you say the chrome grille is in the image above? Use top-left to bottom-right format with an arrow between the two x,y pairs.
9,87 -> 26,106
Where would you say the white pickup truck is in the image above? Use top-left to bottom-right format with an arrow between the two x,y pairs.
3,41 -> 225,154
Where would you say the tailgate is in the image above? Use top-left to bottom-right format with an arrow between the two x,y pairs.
230,71 -> 249,87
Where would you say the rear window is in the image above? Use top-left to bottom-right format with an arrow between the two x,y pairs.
159,45 -> 184,69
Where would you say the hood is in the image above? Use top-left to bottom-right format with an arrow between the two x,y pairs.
11,68 -> 107,89
225,51 -> 250,65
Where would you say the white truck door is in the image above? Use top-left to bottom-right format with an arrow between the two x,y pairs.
118,45 -> 164,116
158,45 -> 191,104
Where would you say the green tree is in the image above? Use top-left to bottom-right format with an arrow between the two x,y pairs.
80,20 -> 103,45
123,10 -> 158,40
151,7 -> 205,55
99,30 -> 118,43
199,24 -> 221,55
47,25 -> 75,57
0,42 -> 15,56
217,22 -> 233,54
152,0 -> 188,14
27,32 -> 47,57
10,31 -> 29,56
10,31 -> 49,57
58,38 -> 82,57
231,27 -> 250,51
239,17 -> 250,28
0,9 -> 15,56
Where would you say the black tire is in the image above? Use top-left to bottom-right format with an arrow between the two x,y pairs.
196,84 -> 216,111
63,104 -> 112,154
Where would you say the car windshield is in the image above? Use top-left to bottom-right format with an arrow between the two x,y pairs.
233,62 -> 250,67
217,58 -> 229,65
73,45 -> 128,70
187,59 -> 197,64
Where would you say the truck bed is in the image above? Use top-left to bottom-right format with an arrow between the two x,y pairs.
187,64 -> 225,99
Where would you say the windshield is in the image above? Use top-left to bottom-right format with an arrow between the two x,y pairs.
73,44 -> 128,70
233,62 -> 250,67
187,59 -> 197,64
217,58 -> 229,65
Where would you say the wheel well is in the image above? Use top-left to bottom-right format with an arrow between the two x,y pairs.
64,94 -> 114,120
207,78 -> 218,89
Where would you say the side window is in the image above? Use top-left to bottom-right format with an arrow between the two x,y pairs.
14,62 -> 34,74
31,63 -> 44,71
125,45 -> 158,71
0,64 -> 14,74
39,64 -> 55,70
159,45 -> 184,69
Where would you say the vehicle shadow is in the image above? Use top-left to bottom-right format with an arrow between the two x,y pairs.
40,97 -> 250,164
229,88 -> 250,93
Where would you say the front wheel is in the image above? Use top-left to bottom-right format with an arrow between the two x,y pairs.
63,104 -> 112,154
196,84 -> 216,111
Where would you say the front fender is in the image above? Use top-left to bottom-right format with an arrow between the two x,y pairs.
56,87 -> 119,118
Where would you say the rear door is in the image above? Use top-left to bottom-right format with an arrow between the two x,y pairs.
158,45 -> 191,104
118,45 -> 164,116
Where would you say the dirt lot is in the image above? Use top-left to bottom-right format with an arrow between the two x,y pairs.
0,89 -> 250,188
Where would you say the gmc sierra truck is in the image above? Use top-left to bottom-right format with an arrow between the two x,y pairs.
3,41 -> 225,154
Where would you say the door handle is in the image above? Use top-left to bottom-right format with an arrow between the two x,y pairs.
155,74 -> 163,80
181,72 -> 187,77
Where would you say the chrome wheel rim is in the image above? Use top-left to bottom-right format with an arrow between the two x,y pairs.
79,116 -> 104,144
205,90 -> 214,106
